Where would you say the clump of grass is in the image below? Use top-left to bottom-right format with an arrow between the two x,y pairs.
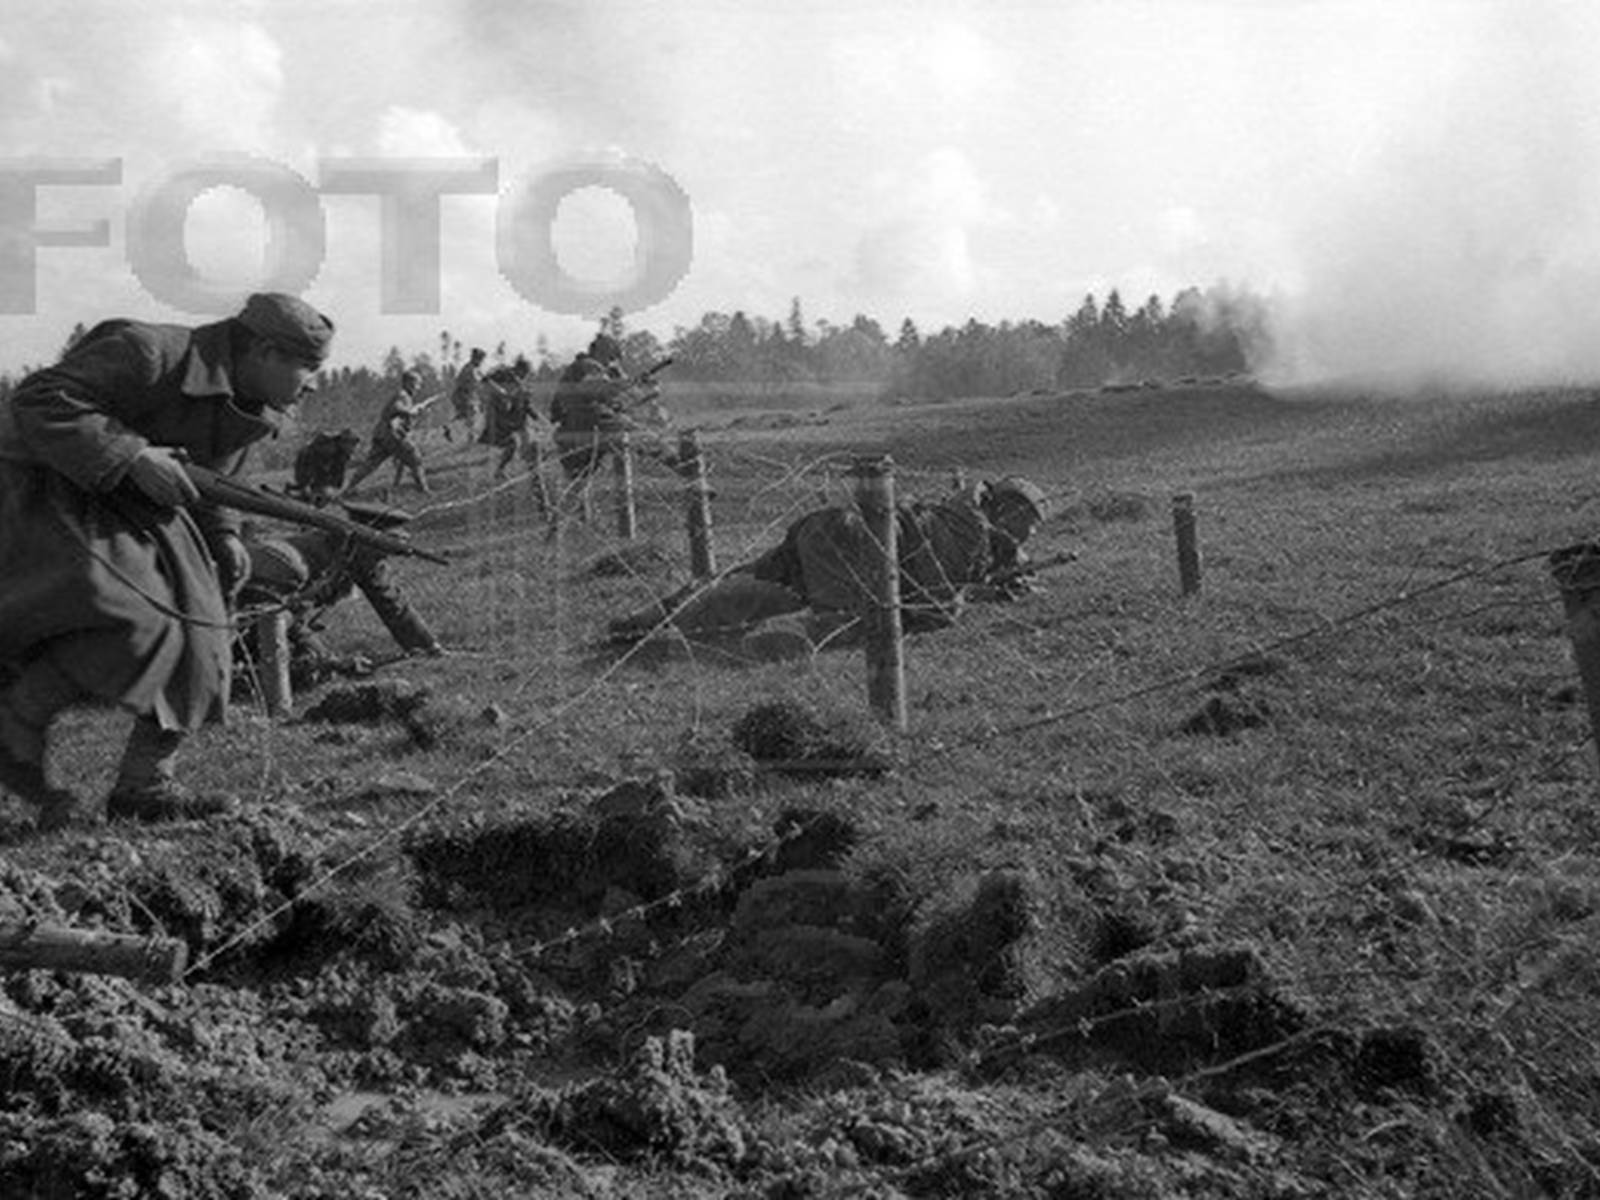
671,728 -> 759,800
730,698 -> 891,778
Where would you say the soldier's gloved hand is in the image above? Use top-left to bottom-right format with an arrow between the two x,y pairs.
126,446 -> 200,508
213,532 -> 252,606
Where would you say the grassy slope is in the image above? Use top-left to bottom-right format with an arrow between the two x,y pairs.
18,378 -> 1600,1195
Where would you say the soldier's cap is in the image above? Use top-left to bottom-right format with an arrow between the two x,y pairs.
338,499 -> 413,531
237,292 -> 335,365
989,476 -> 1049,521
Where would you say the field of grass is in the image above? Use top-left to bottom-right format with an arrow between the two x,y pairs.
4,377 -> 1600,1197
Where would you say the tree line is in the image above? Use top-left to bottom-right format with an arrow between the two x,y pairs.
0,281 -> 1273,413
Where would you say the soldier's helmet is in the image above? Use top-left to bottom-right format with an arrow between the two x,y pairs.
587,333 -> 622,363
988,476 -> 1049,522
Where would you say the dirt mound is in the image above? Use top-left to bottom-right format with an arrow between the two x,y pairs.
492,1030 -> 748,1168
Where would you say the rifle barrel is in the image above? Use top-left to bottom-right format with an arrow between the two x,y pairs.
185,464 -> 450,566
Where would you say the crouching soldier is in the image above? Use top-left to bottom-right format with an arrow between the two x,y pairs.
0,291 -> 333,828
609,476 -> 1052,653
236,500 -> 443,689
288,428 -> 361,502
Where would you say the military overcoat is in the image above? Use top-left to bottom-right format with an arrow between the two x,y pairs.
0,318 -> 277,730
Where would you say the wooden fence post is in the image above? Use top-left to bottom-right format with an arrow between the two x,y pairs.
1173,492 -> 1202,596
680,429 -> 717,578
0,921 -> 188,983
255,609 -> 292,717
1549,543 -> 1600,769
853,456 -> 907,731
613,432 -> 636,539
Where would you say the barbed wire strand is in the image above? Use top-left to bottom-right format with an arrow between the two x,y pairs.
69,446 -> 1570,988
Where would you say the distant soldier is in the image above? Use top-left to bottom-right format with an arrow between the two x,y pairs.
550,334 -> 630,485
288,428 -> 360,501
609,476 -> 1052,652
478,356 -> 538,479
549,334 -> 680,519
238,500 -> 443,687
446,346 -> 486,442
344,369 -> 439,495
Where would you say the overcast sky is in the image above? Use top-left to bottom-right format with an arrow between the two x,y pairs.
4,0 -> 1600,384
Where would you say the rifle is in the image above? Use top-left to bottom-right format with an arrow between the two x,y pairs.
985,548 -> 1079,591
618,357 -> 675,410
184,464 -> 450,566
636,356 -> 674,385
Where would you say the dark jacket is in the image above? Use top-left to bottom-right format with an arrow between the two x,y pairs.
0,318 -> 277,729
750,487 -> 998,630
550,353 -> 629,432
477,369 -> 535,448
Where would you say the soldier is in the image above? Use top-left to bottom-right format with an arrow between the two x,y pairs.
344,368 -> 438,495
550,333 -> 631,486
478,356 -> 538,480
237,500 -> 443,687
609,476 -> 1051,652
287,428 -> 360,501
551,335 -> 678,482
0,291 -> 333,827
446,346 -> 486,443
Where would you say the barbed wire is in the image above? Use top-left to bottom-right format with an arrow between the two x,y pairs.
970,547 -> 1559,749
45,433 -> 1582,995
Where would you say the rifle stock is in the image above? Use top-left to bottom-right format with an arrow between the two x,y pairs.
184,464 -> 450,566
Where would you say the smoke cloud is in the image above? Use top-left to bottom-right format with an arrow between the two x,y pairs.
1276,2 -> 1600,388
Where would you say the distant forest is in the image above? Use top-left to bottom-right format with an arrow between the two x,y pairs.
0,282 -> 1272,416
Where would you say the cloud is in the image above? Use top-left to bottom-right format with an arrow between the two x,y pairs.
828,16 -> 1006,136
1278,1 -> 1600,385
144,17 -> 284,150
851,147 -> 996,300
376,107 -> 475,158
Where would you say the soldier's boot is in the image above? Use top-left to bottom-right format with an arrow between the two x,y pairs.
0,659 -> 88,831
357,575 -> 443,657
106,718 -> 237,823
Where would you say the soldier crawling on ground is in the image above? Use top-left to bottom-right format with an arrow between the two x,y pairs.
608,475 -> 1056,657
235,498 -> 444,689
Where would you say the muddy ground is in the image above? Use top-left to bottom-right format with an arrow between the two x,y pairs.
5,382 -> 1600,1198
0,680 -> 1551,1200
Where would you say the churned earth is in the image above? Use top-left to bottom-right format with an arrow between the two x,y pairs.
2,380 -> 1599,1197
